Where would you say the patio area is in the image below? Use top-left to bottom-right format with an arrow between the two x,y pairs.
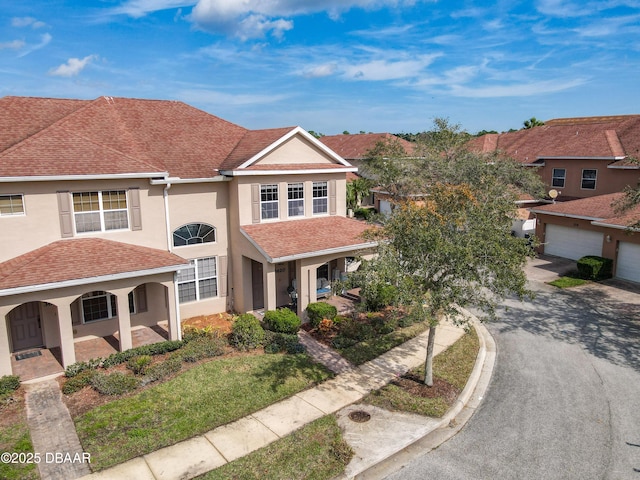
11,324 -> 169,382
322,288 -> 361,316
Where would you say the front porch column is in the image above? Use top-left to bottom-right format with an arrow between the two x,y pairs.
264,262 -> 277,311
0,306 -> 14,376
297,262 -> 318,314
114,289 -> 133,352
166,279 -> 180,341
55,298 -> 76,368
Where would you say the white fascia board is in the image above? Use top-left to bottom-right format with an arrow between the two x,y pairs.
150,176 -> 231,185
590,221 -> 640,231
0,263 -> 190,298
240,229 -> 274,262
538,156 -> 625,161
220,167 -> 358,176
607,164 -> 640,170
0,172 -> 169,183
237,126 -> 352,169
528,209 -> 603,222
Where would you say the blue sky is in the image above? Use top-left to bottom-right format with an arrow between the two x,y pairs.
1,1 -> 639,135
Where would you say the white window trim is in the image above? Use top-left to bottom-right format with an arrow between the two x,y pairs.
81,291 -> 117,323
580,169 -> 597,190
177,257 -> 218,304
0,193 -> 25,217
73,190 -> 130,234
287,183 -> 305,218
312,181 -> 329,216
260,184 -> 279,221
172,223 -> 217,248
551,168 -> 566,188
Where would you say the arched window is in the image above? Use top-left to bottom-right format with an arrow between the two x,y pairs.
173,223 -> 216,247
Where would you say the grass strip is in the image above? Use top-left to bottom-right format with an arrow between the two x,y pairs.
75,353 -> 332,471
337,321 -> 429,365
198,415 -> 353,480
0,396 -> 38,480
364,327 -> 479,417
548,276 -> 589,288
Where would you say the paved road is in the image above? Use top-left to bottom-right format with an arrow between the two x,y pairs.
385,275 -> 640,479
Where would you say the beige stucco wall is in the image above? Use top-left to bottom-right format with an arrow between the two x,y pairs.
540,160 -> 640,199
254,136 -> 336,165
0,179 -> 167,261
233,174 -> 347,226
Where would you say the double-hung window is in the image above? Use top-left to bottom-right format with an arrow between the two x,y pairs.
288,183 -> 304,217
581,169 -> 597,190
260,184 -> 279,220
0,194 -> 25,216
312,181 -> 328,215
80,289 -> 144,322
552,168 -> 566,188
73,190 -> 128,233
177,257 -> 218,303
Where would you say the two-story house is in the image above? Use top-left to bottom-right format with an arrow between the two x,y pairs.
471,115 -> 640,278
0,96 -> 376,378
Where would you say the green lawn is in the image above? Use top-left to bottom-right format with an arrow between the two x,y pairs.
337,321 -> 430,365
364,327 -> 479,418
548,276 -> 589,288
75,353 -> 332,471
0,395 -> 38,480
197,415 -> 353,480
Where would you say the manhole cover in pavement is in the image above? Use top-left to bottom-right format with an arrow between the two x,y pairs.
348,410 -> 371,423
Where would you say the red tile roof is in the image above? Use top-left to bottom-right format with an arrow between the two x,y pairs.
241,216 -> 377,261
3,96 -> 347,179
319,133 -> 416,160
0,238 -> 188,292
469,115 -> 640,164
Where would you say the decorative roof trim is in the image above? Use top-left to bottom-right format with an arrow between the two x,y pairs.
536,156 -> 626,161
590,221 -> 640,232
0,264 -> 189,297
529,209 -> 604,222
236,126 -> 352,169
150,176 -> 231,185
220,167 -> 358,177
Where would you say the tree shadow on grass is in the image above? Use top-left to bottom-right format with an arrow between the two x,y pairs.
249,353 -> 335,393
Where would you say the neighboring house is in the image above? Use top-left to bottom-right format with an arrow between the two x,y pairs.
0,96 -> 376,377
469,115 -> 640,201
320,133 -> 416,214
530,193 -> 640,282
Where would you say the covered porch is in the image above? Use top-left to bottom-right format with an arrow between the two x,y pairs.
0,238 -> 189,380
237,216 -> 377,317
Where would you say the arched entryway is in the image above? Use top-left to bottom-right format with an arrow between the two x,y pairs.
7,301 -> 43,351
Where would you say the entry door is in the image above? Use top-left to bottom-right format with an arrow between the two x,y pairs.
251,260 -> 264,310
9,302 -> 43,351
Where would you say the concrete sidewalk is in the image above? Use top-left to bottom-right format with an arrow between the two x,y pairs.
79,319 -> 492,480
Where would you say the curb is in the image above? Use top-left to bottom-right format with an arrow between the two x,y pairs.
349,319 -> 497,480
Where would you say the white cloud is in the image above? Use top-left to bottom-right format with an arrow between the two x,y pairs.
449,78 -> 587,98
48,55 -> 98,77
342,55 -> 440,81
110,0 -> 195,18
0,40 -> 26,50
178,88 -> 289,106
302,63 -> 338,78
11,17 -> 47,29
16,33 -> 52,58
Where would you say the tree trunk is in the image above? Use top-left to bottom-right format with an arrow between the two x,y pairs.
424,324 -> 437,386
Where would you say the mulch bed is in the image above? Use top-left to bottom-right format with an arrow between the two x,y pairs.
391,372 -> 459,403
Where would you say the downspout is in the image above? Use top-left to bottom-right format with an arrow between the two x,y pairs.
174,272 -> 182,341
163,183 -> 172,252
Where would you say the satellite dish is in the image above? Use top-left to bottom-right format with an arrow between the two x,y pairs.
549,189 -> 558,199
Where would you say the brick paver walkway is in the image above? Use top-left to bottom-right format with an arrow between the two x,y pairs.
24,379 -> 91,480
297,330 -> 354,374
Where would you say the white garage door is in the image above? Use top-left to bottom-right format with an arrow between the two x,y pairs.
544,224 -> 603,261
616,242 -> 640,282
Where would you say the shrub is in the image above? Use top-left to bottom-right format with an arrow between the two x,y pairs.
264,331 -> 305,354
263,308 -> 301,334
90,372 -> 140,396
0,375 -> 20,395
306,302 -> 338,328
577,256 -> 613,280
62,370 -> 96,395
318,318 -> 335,336
371,315 -> 397,334
178,336 -> 227,362
182,325 -> 222,343
127,355 -> 153,375
361,284 -> 399,312
337,317 -> 375,342
64,357 -> 102,378
142,356 -> 182,385
101,340 -> 184,368
229,313 -> 265,351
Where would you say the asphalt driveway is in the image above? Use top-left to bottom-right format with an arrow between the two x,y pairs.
384,256 -> 640,480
